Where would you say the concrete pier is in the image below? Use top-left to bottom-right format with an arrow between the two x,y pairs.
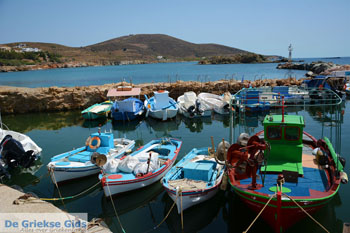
0,184 -> 112,233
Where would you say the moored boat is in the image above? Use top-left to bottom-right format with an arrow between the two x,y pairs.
99,138 -> 182,196
81,101 -> 113,120
144,91 -> 178,121
226,108 -> 347,232
198,92 -> 231,115
107,86 -> 144,121
177,91 -> 212,118
47,131 -> 135,183
162,147 -> 225,213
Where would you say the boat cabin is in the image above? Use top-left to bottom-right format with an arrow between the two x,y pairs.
262,114 -> 305,175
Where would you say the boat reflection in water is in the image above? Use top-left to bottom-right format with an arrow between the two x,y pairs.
164,190 -> 226,233
180,114 -> 212,133
145,117 -> 181,138
101,181 -> 163,232
82,118 -> 108,128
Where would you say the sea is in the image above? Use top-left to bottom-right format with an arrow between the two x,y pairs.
0,57 -> 349,88
1,57 -> 350,233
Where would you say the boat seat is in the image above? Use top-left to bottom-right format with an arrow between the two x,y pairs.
262,143 -> 304,175
68,151 -> 92,163
182,161 -> 216,182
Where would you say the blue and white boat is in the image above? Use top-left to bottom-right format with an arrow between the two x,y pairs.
144,91 -> 178,121
47,131 -> 135,183
107,87 -> 144,121
100,138 -> 182,196
162,147 -> 225,213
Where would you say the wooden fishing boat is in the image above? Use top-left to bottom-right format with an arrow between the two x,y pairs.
226,105 -> 348,232
99,138 -> 182,196
47,131 -> 135,183
107,87 -> 144,121
144,91 -> 178,121
177,91 -> 212,118
81,101 -> 113,120
162,147 -> 224,213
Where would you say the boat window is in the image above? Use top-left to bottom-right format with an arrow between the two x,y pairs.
285,127 -> 300,141
267,126 -> 282,140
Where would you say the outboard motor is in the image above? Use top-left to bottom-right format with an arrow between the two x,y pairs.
0,135 -> 37,169
186,105 -> 196,117
195,99 -> 203,115
223,103 -> 230,113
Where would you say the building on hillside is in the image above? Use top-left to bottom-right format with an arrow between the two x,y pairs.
22,47 -> 41,52
0,46 -> 11,51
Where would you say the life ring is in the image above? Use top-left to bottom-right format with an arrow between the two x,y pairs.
89,136 -> 101,150
85,136 -> 91,146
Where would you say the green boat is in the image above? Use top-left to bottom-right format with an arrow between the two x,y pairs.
81,101 -> 112,120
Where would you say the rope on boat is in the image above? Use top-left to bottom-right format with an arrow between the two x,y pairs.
282,193 -> 330,233
243,194 -> 276,233
105,176 -> 126,233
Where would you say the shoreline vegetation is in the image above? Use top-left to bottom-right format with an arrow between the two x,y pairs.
0,78 -> 302,115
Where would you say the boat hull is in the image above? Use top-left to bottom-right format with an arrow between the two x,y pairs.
165,177 -> 222,214
232,185 -> 332,232
111,109 -> 144,121
48,165 -> 100,183
102,159 -> 175,196
148,108 -> 178,120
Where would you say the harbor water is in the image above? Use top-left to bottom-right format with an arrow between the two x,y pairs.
1,101 -> 350,233
0,57 -> 349,88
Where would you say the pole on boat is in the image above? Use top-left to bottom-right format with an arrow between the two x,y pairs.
210,136 -> 215,157
146,152 -> 152,174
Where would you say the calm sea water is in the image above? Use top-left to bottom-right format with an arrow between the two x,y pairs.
1,101 -> 349,233
0,57 -> 349,88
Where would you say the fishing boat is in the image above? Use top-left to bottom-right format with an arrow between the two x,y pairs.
81,100 -> 113,120
0,114 -> 42,178
177,91 -> 212,118
107,86 -> 144,121
198,92 -> 231,115
162,146 -> 225,213
99,138 -> 182,196
47,131 -> 135,183
233,89 -> 270,112
144,91 -> 178,121
226,98 -> 348,232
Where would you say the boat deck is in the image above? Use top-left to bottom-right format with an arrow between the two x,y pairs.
238,151 -> 329,197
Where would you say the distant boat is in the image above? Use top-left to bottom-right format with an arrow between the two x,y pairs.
144,91 -> 178,121
81,101 -> 113,120
107,86 -> 144,121
177,91 -> 212,118
162,147 -> 225,213
198,92 -> 231,115
99,138 -> 182,196
47,131 -> 135,183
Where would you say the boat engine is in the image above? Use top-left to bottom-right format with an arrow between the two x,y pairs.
0,135 -> 37,169
195,99 -> 203,115
186,105 -> 196,117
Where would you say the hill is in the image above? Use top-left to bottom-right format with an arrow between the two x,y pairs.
1,34 -> 248,65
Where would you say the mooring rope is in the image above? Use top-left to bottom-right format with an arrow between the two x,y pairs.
243,193 -> 276,233
40,180 -> 101,201
282,193 -> 330,233
142,190 -> 179,233
180,188 -> 184,232
105,176 -> 126,233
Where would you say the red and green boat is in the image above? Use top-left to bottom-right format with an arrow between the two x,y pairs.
227,110 -> 347,232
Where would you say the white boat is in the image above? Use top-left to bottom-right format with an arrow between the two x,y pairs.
162,147 -> 224,213
177,91 -> 212,118
99,138 -> 182,196
144,91 -> 178,121
198,92 -> 231,115
0,115 -> 42,155
47,131 -> 135,183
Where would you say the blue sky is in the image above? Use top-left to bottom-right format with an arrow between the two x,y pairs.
0,0 -> 349,58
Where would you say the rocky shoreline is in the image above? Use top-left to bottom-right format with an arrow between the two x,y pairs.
0,78 -> 302,115
276,61 -> 350,75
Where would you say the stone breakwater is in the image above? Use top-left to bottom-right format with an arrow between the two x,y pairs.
277,61 -> 350,75
0,78 -> 302,115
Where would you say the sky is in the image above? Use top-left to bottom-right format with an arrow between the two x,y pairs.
0,0 -> 349,58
